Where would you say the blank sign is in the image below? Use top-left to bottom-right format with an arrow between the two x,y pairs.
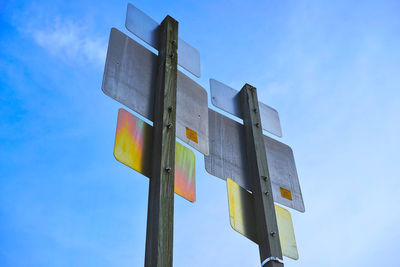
102,28 -> 209,155
125,3 -> 201,78
205,109 -> 304,212
210,79 -> 282,137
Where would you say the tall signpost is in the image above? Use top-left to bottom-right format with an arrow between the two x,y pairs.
240,84 -> 283,266
205,79 -> 304,265
102,3 -> 206,266
145,16 -> 178,267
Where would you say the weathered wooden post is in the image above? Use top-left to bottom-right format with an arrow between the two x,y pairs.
240,84 -> 284,267
145,16 -> 178,267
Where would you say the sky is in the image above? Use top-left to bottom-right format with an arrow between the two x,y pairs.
1,0 -> 400,266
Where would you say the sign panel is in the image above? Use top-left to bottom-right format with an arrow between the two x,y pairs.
102,28 -> 209,155
126,3 -> 201,78
210,79 -> 282,137
114,108 -> 196,202
205,109 -> 304,212
227,179 -> 299,260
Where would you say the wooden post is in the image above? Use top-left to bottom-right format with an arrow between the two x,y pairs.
145,16 -> 178,267
240,84 -> 284,267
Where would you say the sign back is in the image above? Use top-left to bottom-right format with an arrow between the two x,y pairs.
114,108 -> 196,202
227,179 -> 298,260
125,3 -> 201,78
102,28 -> 209,155
210,79 -> 282,137
205,109 -> 304,212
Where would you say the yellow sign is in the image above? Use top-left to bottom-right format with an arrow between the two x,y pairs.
227,178 -> 257,243
114,108 -> 196,202
227,179 -> 298,260
185,127 -> 198,143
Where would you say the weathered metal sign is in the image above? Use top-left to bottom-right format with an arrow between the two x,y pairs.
114,108 -> 196,202
126,3 -> 201,78
102,28 -> 209,155
227,179 -> 298,260
205,109 -> 304,212
210,79 -> 282,137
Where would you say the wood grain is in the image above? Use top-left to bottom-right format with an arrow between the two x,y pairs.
145,16 -> 178,267
240,84 -> 284,267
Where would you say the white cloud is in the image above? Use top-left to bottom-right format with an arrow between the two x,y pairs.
29,16 -> 106,67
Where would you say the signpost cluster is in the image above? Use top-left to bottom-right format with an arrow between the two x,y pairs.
101,3 -> 305,266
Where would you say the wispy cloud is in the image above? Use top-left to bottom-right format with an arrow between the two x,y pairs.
26,16 -> 106,67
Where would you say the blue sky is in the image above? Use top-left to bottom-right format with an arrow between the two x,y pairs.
1,0 -> 400,266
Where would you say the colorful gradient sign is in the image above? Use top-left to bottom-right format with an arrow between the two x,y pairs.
226,178 -> 298,260
114,108 -> 196,202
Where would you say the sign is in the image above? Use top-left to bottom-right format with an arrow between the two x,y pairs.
114,108 -> 196,202
210,79 -> 282,137
126,3 -> 201,78
205,109 -> 305,212
102,28 -> 209,155
227,179 -> 299,260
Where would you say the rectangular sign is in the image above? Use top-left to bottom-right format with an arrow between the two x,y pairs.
185,127 -> 198,143
227,179 -> 298,260
114,108 -> 196,202
126,3 -> 201,77
210,79 -> 282,137
102,28 -> 209,155
205,109 -> 304,212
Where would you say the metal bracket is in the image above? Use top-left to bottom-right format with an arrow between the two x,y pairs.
261,257 -> 284,266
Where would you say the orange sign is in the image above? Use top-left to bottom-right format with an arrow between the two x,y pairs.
280,187 -> 293,201
185,127 -> 198,143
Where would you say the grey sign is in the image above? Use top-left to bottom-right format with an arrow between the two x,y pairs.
126,3 -> 201,78
210,79 -> 282,137
102,28 -> 209,155
205,109 -> 304,212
